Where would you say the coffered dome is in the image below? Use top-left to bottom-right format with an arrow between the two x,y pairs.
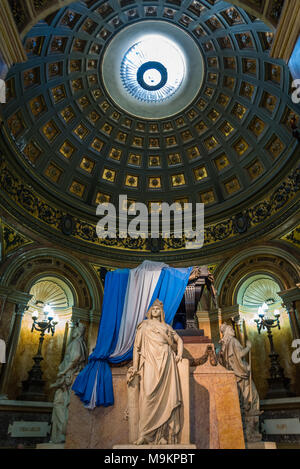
0,0 -> 299,258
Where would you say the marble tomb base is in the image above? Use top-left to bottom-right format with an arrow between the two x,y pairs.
65,340 -> 245,449
113,444 -> 197,449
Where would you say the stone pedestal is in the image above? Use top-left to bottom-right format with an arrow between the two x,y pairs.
246,442 -> 277,449
0,399 -> 52,448
65,366 -> 130,449
183,341 -> 245,449
65,339 -> 245,449
36,443 -> 65,449
113,444 -> 197,449
260,397 -> 300,447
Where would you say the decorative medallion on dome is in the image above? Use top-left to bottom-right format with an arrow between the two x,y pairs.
120,36 -> 185,103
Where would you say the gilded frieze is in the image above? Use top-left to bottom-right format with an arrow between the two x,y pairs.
0,157 -> 298,253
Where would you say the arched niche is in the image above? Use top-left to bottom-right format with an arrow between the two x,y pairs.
0,248 -> 102,400
215,247 -> 300,398
1,247 -> 101,311
11,275 -> 75,401
215,246 -> 300,308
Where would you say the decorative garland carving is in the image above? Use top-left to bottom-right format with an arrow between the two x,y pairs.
189,345 -> 218,367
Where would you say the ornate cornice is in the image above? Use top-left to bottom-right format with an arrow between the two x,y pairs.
0,154 -> 299,259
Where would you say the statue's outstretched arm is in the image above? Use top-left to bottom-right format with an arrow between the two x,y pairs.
132,326 -> 142,371
173,332 -> 183,362
239,340 -> 252,358
127,327 -> 142,384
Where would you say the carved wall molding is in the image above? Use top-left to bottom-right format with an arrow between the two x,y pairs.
0,155 -> 299,256
0,247 -> 102,312
216,247 -> 300,307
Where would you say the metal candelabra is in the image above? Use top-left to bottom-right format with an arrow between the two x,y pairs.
18,305 -> 58,402
255,306 -> 292,399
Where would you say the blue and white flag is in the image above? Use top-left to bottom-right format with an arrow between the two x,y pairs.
72,260 -> 192,408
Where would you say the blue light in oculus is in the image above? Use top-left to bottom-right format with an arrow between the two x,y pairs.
120,35 -> 185,103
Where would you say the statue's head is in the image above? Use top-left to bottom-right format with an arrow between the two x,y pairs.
74,321 -> 86,338
146,299 -> 165,322
220,323 -> 235,338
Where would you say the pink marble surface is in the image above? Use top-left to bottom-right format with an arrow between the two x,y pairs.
65,367 -> 129,449
65,344 -> 245,449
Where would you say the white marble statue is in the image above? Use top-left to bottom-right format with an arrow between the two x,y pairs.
50,322 -> 87,444
219,323 -> 262,442
127,299 -> 183,445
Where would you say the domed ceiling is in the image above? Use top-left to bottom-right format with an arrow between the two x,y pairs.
0,0 -> 299,258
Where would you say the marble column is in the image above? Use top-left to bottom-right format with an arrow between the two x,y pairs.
278,287 -> 300,341
0,287 -> 32,398
0,0 -> 27,70
270,0 -> 300,62
196,309 -> 221,344
220,304 -> 241,323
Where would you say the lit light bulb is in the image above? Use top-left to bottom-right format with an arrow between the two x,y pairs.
274,309 -> 280,318
32,310 -> 38,320
52,315 -> 59,325
44,304 -> 54,320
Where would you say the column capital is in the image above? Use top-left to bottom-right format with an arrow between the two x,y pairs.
0,286 -> 32,306
70,307 -> 90,323
219,305 -> 241,323
196,310 -> 219,322
278,287 -> 300,306
89,310 -> 101,324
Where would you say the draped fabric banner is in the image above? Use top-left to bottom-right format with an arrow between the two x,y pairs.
110,261 -> 167,358
72,261 -> 193,408
72,269 -> 129,407
149,266 -> 193,324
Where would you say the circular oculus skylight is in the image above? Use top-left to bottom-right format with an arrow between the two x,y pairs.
120,36 -> 185,103
101,20 -> 204,119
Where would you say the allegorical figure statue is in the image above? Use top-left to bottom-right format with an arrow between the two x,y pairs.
218,323 -> 262,442
50,322 -> 87,444
127,299 -> 183,445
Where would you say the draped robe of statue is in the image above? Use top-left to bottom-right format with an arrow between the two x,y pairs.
129,299 -> 183,445
50,323 -> 87,443
219,323 -> 259,413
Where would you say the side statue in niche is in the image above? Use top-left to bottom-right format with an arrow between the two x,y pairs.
218,323 -> 262,442
127,299 -> 183,445
50,322 -> 88,444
